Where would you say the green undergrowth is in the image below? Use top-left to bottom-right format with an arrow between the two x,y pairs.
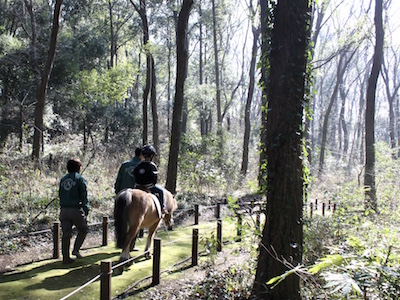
0,218 -> 252,300
301,210 -> 400,299
300,143 -> 400,299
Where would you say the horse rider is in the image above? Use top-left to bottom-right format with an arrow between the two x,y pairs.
114,147 -> 142,194
59,158 -> 90,264
134,145 -> 168,215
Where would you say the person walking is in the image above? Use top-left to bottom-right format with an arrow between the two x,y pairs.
59,158 -> 90,264
114,147 -> 142,194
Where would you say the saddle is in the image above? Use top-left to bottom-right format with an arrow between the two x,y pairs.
136,186 -> 163,218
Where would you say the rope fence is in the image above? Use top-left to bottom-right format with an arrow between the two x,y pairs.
3,199 -> 338,299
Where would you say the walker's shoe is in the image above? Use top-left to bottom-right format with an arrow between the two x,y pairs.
63,257 -> 75,264
72,251 -> 83,258
131,247 -> 140,251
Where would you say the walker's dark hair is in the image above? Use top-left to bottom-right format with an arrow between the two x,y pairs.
135,147 -> 142,157
67,158 -> 82,173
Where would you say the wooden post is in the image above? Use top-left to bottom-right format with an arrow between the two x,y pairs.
315,199 -> 318,209
328,200 -> 331,210
152,238 -> 161,286
102,216 -> 108,246
192,229 -> 199,266
194,204 -> 199,225
217,219 -> 222,252
237,213 -> 242,242
216,203 -> 221,219
309,203 -> 313,218
100,260 -> 112,300
322,203 -> 326,216
53,221 -> 60,259
333,203 -> 336,213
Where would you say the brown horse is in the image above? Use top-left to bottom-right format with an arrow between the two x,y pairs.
114,187 -> 177,263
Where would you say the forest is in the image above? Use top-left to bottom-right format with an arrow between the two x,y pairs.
1,0 -> 400,299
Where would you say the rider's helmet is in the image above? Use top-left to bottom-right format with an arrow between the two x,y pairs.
142,145 -> 157,156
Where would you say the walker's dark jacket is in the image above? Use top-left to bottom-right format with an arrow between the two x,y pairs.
114,156 -> 142,194
59,172 -> 89,215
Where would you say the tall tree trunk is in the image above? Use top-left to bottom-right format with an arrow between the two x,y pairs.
397,96 -> 400,158
19,95 -> 27,152
150,56 -> 160,159
165,0 -> 193,194
167,21 -> 172,134
306,1 -> 327,166
258,0 -> 269,188
211,0 -> 222,134
108,0 -> 115,68
364,0 -> 384,212
198,1 -> 205,135
131,0 -> 150,146
318,49 -> 355,175
30,0 -> 63,160
241,23 -> 259,175
198,1 -> 210,137
252,0 -> 311,298
0,72 -> 10,151
339,83 -> 349,159
382,56 -> 400,158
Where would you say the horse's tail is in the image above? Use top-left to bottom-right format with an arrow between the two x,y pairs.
114,190 -> 131,249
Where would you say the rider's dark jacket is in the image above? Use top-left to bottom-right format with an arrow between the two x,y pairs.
134,161 -> 158,189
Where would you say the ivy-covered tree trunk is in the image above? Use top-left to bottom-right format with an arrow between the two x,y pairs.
166,0 -> 193,194
252,0 -> 311,299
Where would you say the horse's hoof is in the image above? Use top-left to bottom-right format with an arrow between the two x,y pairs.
118,257 -> 132,268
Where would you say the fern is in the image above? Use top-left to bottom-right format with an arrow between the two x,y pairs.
308,254 -> 344,274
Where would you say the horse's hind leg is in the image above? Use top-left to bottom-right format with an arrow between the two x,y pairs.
120,221 -> 141,264
144,221 -> 161,259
